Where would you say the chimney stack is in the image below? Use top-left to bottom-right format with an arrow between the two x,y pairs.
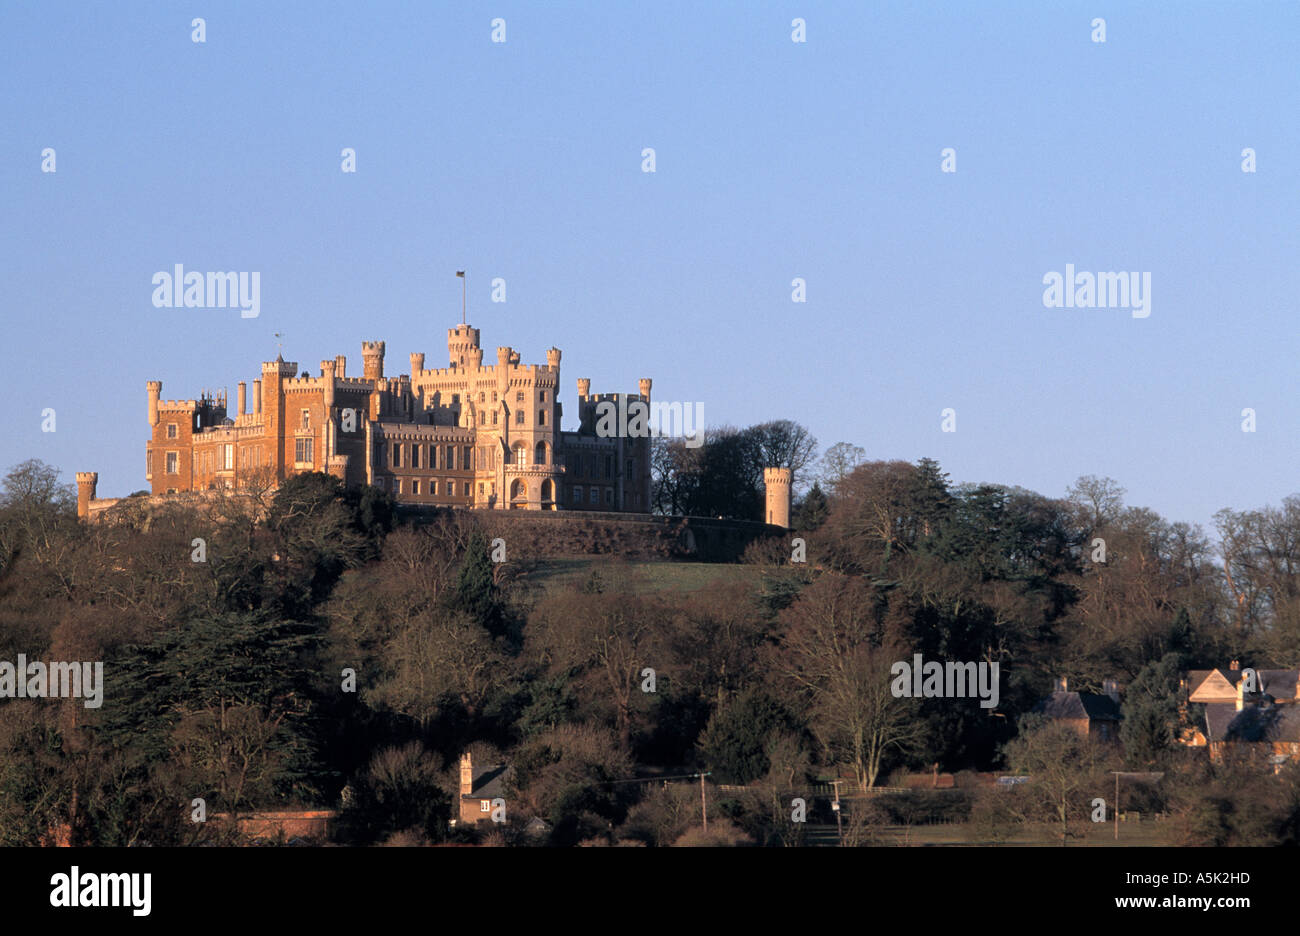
459,752 -> 473,798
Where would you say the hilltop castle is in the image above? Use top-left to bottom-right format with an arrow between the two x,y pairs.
75,320 -> 795,527
128,322 -> 653,512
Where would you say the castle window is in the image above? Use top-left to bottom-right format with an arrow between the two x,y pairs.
166,452 -> 178,474
430,480 -> 438,496
147,451 -> 152,476
448,481 -> 456,496
492,392 -> 498,403
479,483 -> 484,496
492,411 -> 498,425
412,480 -> 420,495
589,487 -> 599,505
515,391 -> 524,403
573,486 -> 582,503
538,410 -> 545,426
464,446 -> 473,470
605,488 -> 613,506
295,438 -> 314,466
166,423 -> 178,439
446,446 -> 456,470
412,445 -> 421,469
301,409 -> 310,430
480,800 -> 490,813
393,444 -> 403,468
224,445 -> 234,470
539,390 -> 546,402
479,392 -> 485,403
605,456 -> 613,479
395,479 -> 402,494
516,410 -> 524,425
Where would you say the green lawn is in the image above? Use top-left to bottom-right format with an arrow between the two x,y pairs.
518,558 -> 769,596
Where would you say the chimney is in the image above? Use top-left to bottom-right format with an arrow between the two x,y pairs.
1236,678 -> 1246,712
253,378 -> 262,415
459,752 -> 474,798
1103,679 -> 1119,703
237,381 -> 247,416
1055,676 -> 1068,693
1229,660 -> 1240,671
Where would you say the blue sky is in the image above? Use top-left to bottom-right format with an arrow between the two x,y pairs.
2,0 -> 1296,536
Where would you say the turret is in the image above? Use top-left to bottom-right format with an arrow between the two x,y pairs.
764,467 -> 793,529
76,472 -> 98,520
577,378 -> 591,400
638,377 -> 652,400
237,381 -> 247,416
362,340 -> 386,380
547,347 -> 562,368
448,324 -> 481,368
335,354 -> 346,378
321,360 -> 336,408
410,352 -> 425,377
147,380 -> 161,427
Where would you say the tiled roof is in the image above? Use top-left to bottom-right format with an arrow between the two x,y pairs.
1204,704 -> 1300,744
462,764 -> 510,800
1036,691 -> 1120,722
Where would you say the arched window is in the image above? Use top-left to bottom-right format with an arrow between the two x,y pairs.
535,441 -> 547,465
510,479 -> 526,501
513,442 -> 527,466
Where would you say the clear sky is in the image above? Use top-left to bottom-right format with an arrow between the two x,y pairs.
2,1 -> 1296,536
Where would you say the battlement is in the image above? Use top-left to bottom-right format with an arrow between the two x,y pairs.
262,359 -> 299,375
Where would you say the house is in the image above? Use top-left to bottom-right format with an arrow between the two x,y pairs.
1184,662 -> 1300,706
1201,704 -> 1300,769
456,752 -> 510,826
1034,677 -> 1121,741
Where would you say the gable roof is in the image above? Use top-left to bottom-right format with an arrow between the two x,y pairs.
1187,669 -> 1237,701
462,763 -> 510,801
1204,704 -> 1300,744
1036,691 -> 1120,722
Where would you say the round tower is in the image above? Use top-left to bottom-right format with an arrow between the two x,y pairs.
576,378 -> 591,400
638,377 -> 652,400
361,341 -> 386,380
76,472 -> 98,520
763,467 -> 792,529
547,348 -> 562,368
410,352 -> 425,377
147,380 -> 162,427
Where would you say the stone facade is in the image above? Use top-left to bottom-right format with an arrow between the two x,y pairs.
138,322 -> 655,512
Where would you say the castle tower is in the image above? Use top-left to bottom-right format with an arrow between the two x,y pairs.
76,472 -> 98,520
410,352 -> 425,377
335,354 -> 346,379
547,348 -> 562,368
362,341 -> 385,381
146,380 -> 162,427
638,377 -> 652,401
321,360 -> 337,409
764,467 -> 792,529
576,378 -> 590,400
448,324 -> 481,369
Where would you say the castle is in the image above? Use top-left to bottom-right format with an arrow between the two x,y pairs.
75,320 -> 794,527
